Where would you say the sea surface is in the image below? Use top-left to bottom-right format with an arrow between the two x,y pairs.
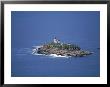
11,11 -> 100,77
11,44 -> 100,77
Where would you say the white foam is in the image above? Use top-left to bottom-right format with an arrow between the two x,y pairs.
49,54 -> 69,58
32,46 -> 70,58
32,45 -> 43,54
32,52 -> 70,58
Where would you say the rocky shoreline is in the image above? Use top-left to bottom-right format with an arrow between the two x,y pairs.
32,42 -> 93,57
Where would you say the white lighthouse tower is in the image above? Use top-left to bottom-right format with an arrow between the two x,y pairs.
53,37 -> 58,43
53,37 -> 60,43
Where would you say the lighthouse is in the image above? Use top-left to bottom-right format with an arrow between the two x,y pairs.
53,37 -> 60,43
53,37 -> 58,43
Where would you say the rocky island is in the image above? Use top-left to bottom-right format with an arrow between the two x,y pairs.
32,37 -> 93,57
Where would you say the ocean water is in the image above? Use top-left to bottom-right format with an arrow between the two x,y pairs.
11,11 -> 100,77
11,45 -> 100,77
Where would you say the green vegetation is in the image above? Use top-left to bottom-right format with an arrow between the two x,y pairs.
33,40 -> 93,57
44,42 -> 81,51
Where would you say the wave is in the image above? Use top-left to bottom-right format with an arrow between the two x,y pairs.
32,53 -> 70,58
32,45 -> 43,54
12,48 -> 32,55
13,47 -> 71,58
32,45 -> 70,58
49,54 -> 70,58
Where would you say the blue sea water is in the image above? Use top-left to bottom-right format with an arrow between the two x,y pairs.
11,11 -> 100,77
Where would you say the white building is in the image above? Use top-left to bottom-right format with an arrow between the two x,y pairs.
53,37 -> 58,43
53,37 -> 60,43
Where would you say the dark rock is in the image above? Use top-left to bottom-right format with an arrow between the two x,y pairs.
34,42 -> 93,57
